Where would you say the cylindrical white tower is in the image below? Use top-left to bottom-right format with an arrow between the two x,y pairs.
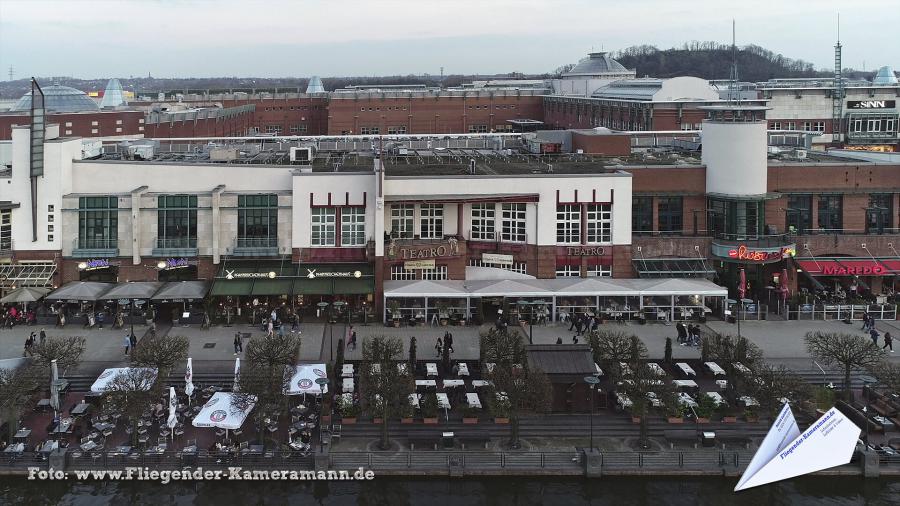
700,105 -> 770,196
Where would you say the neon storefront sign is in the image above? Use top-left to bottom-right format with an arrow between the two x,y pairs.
726,245 -> 796,262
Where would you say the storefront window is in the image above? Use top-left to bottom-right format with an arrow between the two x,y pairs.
158,195 -> 197,249
78,196 -> 117,249
419,204 -> 443,239
341,206 -> 366,246
786,195 -> 812,234
237,194 -> 277,247
555,265 -> 580,277
586,203 -> 612,243
867,194 -> 893,234
0,209 -> 10,251
470,203 -> 495,240
421,265 -> 448,280
632,197 -> 653,236
390,204 -> 414,238
390,264 -> 416,280
556,204 -> 580,244
657,197 -> 683,235
587,265 -> 612,277
817,195 -> 842,231
501,203 -> 526,242
311,208 -> 335,246
707,198 -> 764,240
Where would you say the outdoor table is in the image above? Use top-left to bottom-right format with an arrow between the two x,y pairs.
442,379 -> 465,389
409,393 -> 421,408
466,393 -> 482,409
13,429 -> 31,441
342,378 -> 355,393
471,380 -> 492,388
341,364 -> 354,378
646,363 -> 665,376
457,363 -> 470,377
704,391 -> 726,406
181,446 -> 197,455
3,443 -> 25,453
145,446 -> 165,454
672,379 -> 698,389
93,422 -> 114,432
738,396 -> 759,407
415,379 -> 436,388
734,362 -> 752,375
616,392 -> 633,408
715,379 -> 728,390
80,441 -> 98,452
71,403 -> 90,416
704,362 -> 726,376
436,393 -> 450,409
426,363 -> 438,377
677,392 -> 697,407
675,362 -> 696,377
53,379 -> 70,395
36,399 -> 51,410
111,446 -> 132,455
38,441 -> 58,453
54,418 -> 74,434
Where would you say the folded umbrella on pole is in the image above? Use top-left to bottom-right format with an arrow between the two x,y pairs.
185,357 -> 194,405
233,357 -> 240,393
49,359 -> 60,416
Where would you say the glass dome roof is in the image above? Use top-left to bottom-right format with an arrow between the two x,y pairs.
99,79 -> 127,108
12,84 -> 101,113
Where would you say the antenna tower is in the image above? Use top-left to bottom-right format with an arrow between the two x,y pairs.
832,14 -> 843,144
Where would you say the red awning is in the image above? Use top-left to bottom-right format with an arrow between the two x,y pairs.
796,259 -> 900,277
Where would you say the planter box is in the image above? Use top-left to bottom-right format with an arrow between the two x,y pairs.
667,417 -> 684,424
745,416 -> 759,423
423,417 -> 438,425
494,417 -> 510,424
462,417 -> 479,424
696,417 -> 710,424
321,414 -> 332,424
341,417 -> 357,425
631,416 -> 642,424
393,320 -> 400,328
400,418 -> 414,424
723,416 -> 737,423
440,320 -> 448,326
372,418 -> 383,424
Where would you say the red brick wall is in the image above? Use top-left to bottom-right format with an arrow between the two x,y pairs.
0,111 -> 145,140
221,97 -> 329,135
571,132 -> 631,156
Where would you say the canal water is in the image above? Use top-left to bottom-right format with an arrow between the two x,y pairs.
1,476 -> 899,505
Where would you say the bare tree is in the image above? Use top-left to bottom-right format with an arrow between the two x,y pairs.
31,336 -> 87,373
870,360 -> 900,393
805,331 -> 884,401
587,329 -> 643,378
480,327 -> 551,448
102,368 -> 157,446
0,366 -> 39,440
130,334 -> 189,397
746,362 -> 812,418
360,336 -> 413,449
614,343 -> 669,448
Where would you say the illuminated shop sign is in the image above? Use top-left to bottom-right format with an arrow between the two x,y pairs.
157,258 -> 191,270
711,244 -> 796,262
847,100 -> 895,109
822,264 -> 885,276
78,259 -> 111,271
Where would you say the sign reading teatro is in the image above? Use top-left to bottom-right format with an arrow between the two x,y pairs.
388,237 -> 460,260
566,246 -> 605,256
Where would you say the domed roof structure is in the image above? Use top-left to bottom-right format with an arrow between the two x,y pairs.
99,79 -> 127,108
564,52 -> 629,77
873,66 -> 898,85
13,84 -> 100,113
306,76 -> 325,94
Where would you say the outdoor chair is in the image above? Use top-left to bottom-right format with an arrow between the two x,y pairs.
331,424 -> 342,442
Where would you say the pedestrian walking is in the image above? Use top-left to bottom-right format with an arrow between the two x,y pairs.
123,334 -> 131,355
266,319 -> 274,338
435,337 -> 443,357
870,327 -> 880,346
556,337 -> 563,344
130,333 -> 137,351
291,313 -> 300,333
348,328 -> 358,350
861,312 -> 869,331
572,335 -> 579,344
23,335 -> 34,357
39,328 -> 47,344
883,332 -> 894,352
444,331 -> 454,353
234,332 -> 241,355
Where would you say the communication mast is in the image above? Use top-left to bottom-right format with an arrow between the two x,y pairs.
832,14 -> 843,144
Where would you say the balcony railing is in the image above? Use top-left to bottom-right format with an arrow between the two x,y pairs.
232,237 -> 279,257
156,237 -> 198,249
710,233 -> 793,248
71,237 -> 118,258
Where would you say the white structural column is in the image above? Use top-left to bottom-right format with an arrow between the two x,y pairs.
131,185 -> 148,265
211,185 -> 226,264
374,158 -> 385,257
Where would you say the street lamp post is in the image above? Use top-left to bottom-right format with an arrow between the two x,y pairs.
859,374 -> 876,451
583,375 -> 600,452
739,298 -> 753,338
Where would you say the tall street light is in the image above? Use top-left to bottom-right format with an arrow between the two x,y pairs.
583,375 -> 600,452
859,374 -> 877,451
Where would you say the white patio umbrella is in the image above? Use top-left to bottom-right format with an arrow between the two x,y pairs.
184,358 -> 194,405
49,359 -> 60,417
167,387 -> 178,443
232,357 -> 241,393
192,392 -> 255,441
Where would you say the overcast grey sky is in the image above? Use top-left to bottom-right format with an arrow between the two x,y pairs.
0,0 -> 897,79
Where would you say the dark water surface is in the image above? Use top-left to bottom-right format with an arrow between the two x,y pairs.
1,476 -> 899,505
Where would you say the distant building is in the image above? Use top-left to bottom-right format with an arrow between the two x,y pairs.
551,52 -> 637,97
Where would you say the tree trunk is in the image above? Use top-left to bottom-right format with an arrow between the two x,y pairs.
380,411 -> 389,450
131,419 -> 139,447
510,416 -> 520,448
844,365 -> 853,402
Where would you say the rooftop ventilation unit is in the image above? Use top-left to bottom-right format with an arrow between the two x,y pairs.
290,146 -> 313,164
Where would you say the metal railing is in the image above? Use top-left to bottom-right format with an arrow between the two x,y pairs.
235,237 -> 278,248
73,237 -> 118,250
789,303 -> 897,321
711,233 -> 792,247
791,228 -> 900,236
64,450 -> 314,471
156,237 -> 198,249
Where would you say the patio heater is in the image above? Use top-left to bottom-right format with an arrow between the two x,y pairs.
583,375 -> 600,452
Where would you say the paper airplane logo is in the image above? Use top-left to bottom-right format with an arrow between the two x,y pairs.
735,403 -> 861,491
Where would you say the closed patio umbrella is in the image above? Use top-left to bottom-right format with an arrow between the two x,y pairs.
49,359 -> 60,417
233,358 -> 240,393
185,358 -> 195,404
167,386 -> 178,442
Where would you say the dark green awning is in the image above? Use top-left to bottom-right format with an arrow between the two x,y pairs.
251,279 -> 293,296
333,278 -> 375,295
210,279 -> 254,296
293,279 -> 334,295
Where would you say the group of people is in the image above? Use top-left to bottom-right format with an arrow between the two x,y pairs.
435,331 -> 454,356
122,333 -> 138,355
4,305 -> 36,327
676,321 -> 702,346
862,312 -> 894,352
567,313 -> 601,336
22,329 -> 47,356
261,309 -> 302,338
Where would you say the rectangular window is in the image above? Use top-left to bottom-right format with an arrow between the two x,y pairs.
587,265 -> 612,277
91,121 -> 98,126
421,265 -> 448,280
419,204 -> 444,239
657,197 -> 683,235
501,203 -> 526,242
115,119 -> 123,125
817,195 -> 842,231
390,264 -> 416,281
803,122 -> 811,131
467,258 -> 528,275
814,121 -> 826,133
237,194 -> 278,247
867,118 -> 881,132
555,265 -> 580,277
390,204 -> 414,238
772,122 -> 782,130
78,196 -> 118,249
289,124 -> 308,134
264,125 -> 282,134
556,204 -> 581,244
387,126 -> 407,135
467,125 -> 488,133
91,129 -> 98,134
0,209 -> 11,251
65,122 -> 72,127
632,197 -> 653,235
867,194 -> 893,234
886,118 -> 896,133
360,126 -> 380,135
65,130 -> 72,135
786,195 -> 812,234
311,208 -> 336,246
157,195 -> 197,249
341,206 -> 366,246
786,121 -> 796,130
586,203 -> 612,243
852,118 -> 863,132
470,203 -> 495,240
